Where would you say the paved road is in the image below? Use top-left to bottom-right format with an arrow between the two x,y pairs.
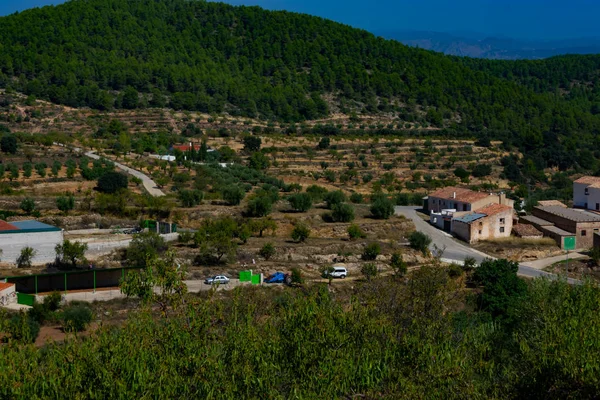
395,206 -> 569,280
56,143 -> 165,197
85,151 -> 165,197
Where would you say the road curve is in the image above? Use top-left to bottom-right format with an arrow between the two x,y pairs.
56,143 -> 165,197
395,206 -> 574,281
85,151 -> 165,197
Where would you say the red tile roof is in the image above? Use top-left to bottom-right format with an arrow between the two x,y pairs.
429,187 -> 492,204
0,220 -> 18,231
0,282 -> 15,291
478,203 -> 513,217
172,143 -> 200,152
574,176 -> 600,185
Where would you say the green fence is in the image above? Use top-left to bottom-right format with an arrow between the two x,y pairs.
17,293 -> 35,306
239,270 -> 252,282
2,267 -> 143,295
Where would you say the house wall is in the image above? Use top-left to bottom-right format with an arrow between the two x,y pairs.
0,285 -> 16,305
0,230 -> 63,266
573,222 -> 600,249
451,220 -> 473,243
539,227 -> 572,250
428,197 -> 472,214
586,187 -> 600,211
573,182 -> 589,208
485,209 -> 513,240
594,232 -> 600,248
532,208 -> 578,233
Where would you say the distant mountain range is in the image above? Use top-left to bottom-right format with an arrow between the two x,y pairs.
377,30 -> 600,60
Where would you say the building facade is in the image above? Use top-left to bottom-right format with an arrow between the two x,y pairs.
427,187 -> 514,214
0,282 -> 16,306
0,220 -> 64,265
531,205 -> 600,249
451,204 -> 513,243
573,176 -> 600,211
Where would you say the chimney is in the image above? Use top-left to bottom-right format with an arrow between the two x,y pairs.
499,192 -> 506,205
452,192 -> 456,199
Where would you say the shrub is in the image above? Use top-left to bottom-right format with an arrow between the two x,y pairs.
361,263 -> 378,281
462,256 -> 478,273
97,172 -> 128,193
178,231 -> 194,244
362,243 -> 381,261
447,263 -> 464,278
17,246 -> 36,268
55,240 -> 88,269
317,137 -> 330,149
43,291 -> 63,311
390,253 -> 408,277
306,185 -> 328,202
126,231 -> 168,268
288,193 -> 313,212
20,197 -> 36,214
324,190 -> 346,209
370,196 -> 394,219
7,313 -> 40,343
291,267 -> 303,284
56,194 -> 75,214
347,224 -> 366,240
243,136 -> 261,153
222,185 -> 246,205
248,152 -> 270,170
62,304 -> 93,332
178,189 -> 204,207
291,224 -> 310,243
472,164 -> 492,178
246,195 -> 273,217
409,231 -> 432,256
331,202 -> 355,222
1,134 -> 18,154
349,192 -> 363,204
259,242 -> 275,260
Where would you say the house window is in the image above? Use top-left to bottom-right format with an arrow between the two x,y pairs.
585,188 -> 590,195
463,204 -> 467,211
500,227 -> 505,233
478,230 -> 482,235
454,203 -> 458,209
499,218 -> 505,224
581,230 -> 587,237
596,203 -> 599,211
479,222 -> 483,227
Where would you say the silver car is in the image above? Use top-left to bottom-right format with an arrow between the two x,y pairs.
204,275 -> 230,285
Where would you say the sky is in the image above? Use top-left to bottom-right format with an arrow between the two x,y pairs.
1,0 -> 600,40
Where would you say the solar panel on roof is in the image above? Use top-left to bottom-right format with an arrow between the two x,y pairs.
453,213 -> 486,223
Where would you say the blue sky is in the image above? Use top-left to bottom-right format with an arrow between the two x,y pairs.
1,0 -> 599,40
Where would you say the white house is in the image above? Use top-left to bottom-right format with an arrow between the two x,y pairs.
573,176 -> 600,211
0,282 -> 16,305
0,220 -> 64,265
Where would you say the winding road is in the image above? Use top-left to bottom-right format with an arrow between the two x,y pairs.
56,143 -> 165,197
395,206 -> 577,282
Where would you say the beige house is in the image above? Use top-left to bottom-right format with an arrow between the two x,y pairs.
452,204 -> 514,244
427,187 -> 514,214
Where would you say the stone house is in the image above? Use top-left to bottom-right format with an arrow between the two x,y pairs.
451,203 -> 514,244
427,186 -> 514,214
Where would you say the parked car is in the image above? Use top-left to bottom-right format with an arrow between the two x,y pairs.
204,275 -> 230,285
123,227 -> 142,235
324,266 -> 347,279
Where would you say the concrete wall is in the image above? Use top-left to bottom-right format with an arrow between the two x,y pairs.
573,182 -> 589,208
0,285 -> 16,305
573,222 -> 599,249
0,230 -> 63,265
587,187 -> 600,211
452,220 -> 473,243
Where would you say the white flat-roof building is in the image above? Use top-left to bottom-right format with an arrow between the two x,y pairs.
0,220 -> 64,266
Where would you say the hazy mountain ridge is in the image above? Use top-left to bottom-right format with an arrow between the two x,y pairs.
379,30 -> 600,60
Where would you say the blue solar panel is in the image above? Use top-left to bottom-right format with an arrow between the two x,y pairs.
453,213 -> 486,223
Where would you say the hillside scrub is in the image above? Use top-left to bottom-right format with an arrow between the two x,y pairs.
1,269 -> 600,398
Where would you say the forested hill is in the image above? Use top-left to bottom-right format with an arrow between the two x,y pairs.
1,0 -> 600,161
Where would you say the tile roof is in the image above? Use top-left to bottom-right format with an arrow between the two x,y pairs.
537,200 -> 567,208
512,224 -> 543,237
520,215 -> 555,226
574,176 -> 600,185
0,220 -> 18,231
0,282 -> 15,291
478,203 -> 513,217
172,143 -> 200,152
428,187 -> 492,204
535,206 -> 600,222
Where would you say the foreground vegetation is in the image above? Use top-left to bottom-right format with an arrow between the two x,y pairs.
1,258 -> 599,398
